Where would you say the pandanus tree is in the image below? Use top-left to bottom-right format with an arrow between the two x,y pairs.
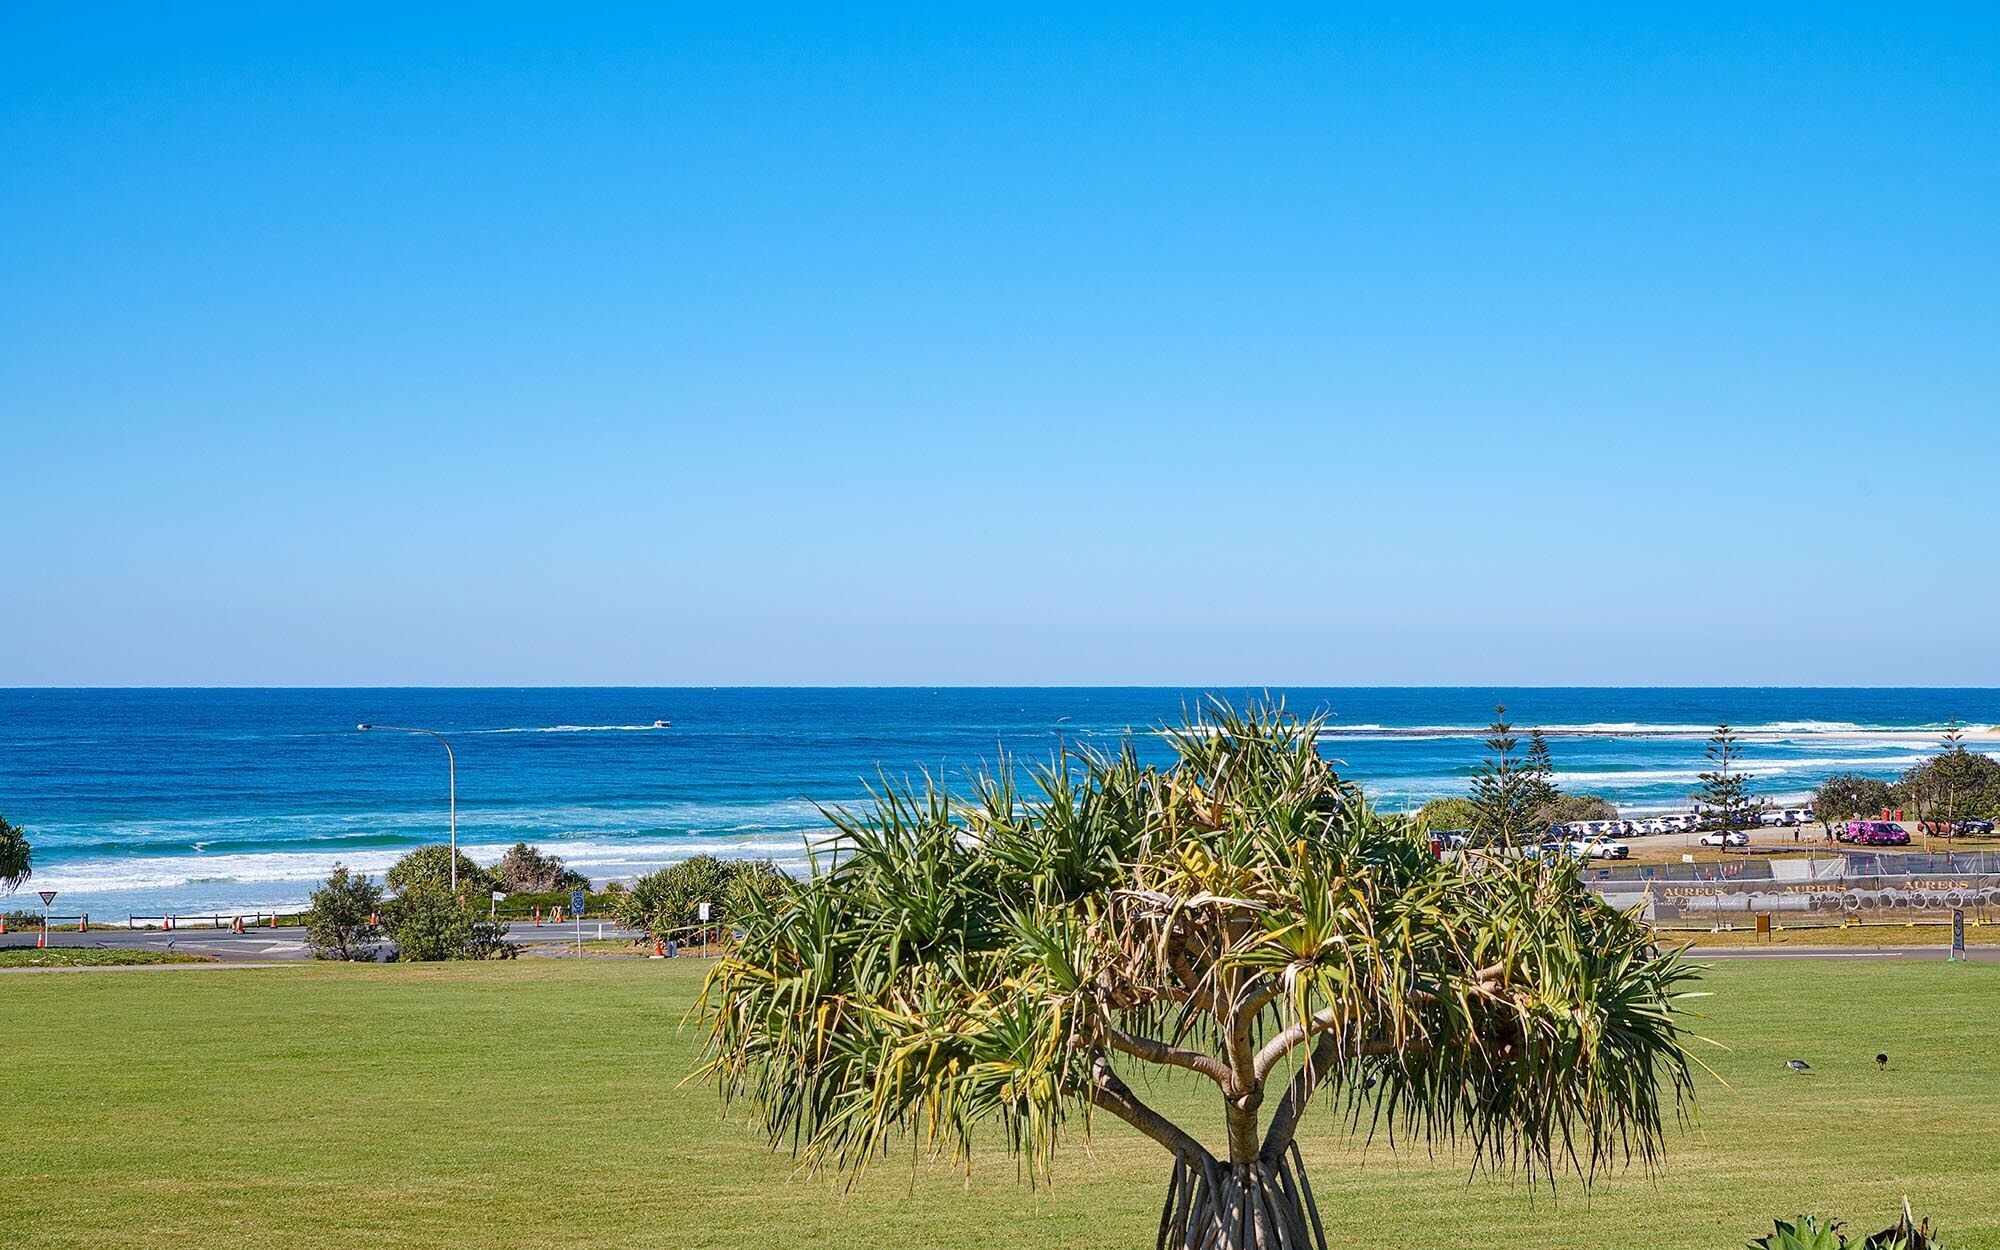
0,813 -> 30,894
697,703 -> 1698,1250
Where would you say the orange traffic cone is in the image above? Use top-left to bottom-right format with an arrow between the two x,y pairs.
533,906 -> 542,926
78,913 -> 88,933
654,937 -> 665,957
1,915 -> 8,934
37,927 -> 47,948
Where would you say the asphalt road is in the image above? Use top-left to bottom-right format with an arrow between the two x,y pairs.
0,920 -> 651,961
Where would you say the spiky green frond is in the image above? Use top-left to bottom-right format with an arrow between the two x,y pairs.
694,699 -> 1696,1197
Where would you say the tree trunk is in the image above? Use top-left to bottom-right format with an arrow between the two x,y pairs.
1156,1143 -> 1325,1250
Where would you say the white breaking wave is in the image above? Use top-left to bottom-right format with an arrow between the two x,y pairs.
27,832 -> 826,900
1318,721 -> 1995,744
466,724 -> 672,734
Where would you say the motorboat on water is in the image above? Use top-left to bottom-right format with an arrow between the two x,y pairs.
652,719 -> 672,729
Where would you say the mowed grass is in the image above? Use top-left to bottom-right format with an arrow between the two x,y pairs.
0,947 -> 216,967
2,959 -> 1997,1249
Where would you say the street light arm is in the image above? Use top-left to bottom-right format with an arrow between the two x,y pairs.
358,724 -> 460,891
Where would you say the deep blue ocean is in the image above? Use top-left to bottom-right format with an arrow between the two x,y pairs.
4,688 -> 1997,919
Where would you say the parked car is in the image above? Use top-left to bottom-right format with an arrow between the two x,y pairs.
1698,830 -> 1750,848
1578,838 -> 1630,860
1841,820 -> 1911,846
1432,829 -> 1471,850
1956,818 -> 1995,836
1760,807 -> 1813,827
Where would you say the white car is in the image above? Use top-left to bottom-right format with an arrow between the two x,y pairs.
1698,830 -> 1750,848
1579,838 -> 1630,859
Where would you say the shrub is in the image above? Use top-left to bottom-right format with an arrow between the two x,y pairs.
304,863 -> 385,961
385,844 -> 497,895
1813,775 -> 1897,822
1542,793 -> 1619,824
1,812 -> 30,893
1413,796 -> 1478,832
1751,1208 -> 1944,1249
385,879 -> 512,961
493,842 -> 589,894
613,855 -> 789,940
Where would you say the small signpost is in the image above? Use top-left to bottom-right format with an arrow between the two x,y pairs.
698,901 -> 712,957
490,889 -> 506,919
1949,908 -> 1967,963
572,887 -> 587,956
38,889 -> 56,946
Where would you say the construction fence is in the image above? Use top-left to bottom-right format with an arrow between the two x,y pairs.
1590,862 -> 2000,929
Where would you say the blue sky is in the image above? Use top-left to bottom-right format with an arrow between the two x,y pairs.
4,6 -> 1997,685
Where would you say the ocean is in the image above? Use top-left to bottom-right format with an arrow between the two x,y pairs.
4,687 -> 1996,919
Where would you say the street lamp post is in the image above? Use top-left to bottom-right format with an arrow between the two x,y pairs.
358,723 -> 458,891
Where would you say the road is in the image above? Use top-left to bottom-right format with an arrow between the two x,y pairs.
0,919 -> 652,962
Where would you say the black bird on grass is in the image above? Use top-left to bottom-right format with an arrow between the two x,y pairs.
1876,1053 -> 1889,1071
1785,1059 -> 1812,1073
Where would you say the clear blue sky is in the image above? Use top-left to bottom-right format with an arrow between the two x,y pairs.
5,6 -> 1997,685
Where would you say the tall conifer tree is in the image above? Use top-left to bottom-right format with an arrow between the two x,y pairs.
1471,706 -> 1538,846
1692,724 -> 1757,832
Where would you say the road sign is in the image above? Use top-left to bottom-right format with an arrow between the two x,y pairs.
698,901 -> 711,923
38,889 -> 57,907
1951,909 -> 1967,962
570,888 -> 586,918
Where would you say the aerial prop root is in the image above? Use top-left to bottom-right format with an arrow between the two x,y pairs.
1157,1142 -> 1326,1250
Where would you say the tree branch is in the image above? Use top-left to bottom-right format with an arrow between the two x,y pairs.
1104,1027 -> 1231,1086
1252,966 -> 1510,1082
1252,1008 -> 1340,1082
1258,1033 -> 1433,1161
1084,1055 -> 1215,1165
1259,1031 -> 1341,1162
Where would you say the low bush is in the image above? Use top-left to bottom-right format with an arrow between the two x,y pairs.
1,811 -> 30,892
493,842 -> 589,894
385,844 -> 497,895
1750,1207 -> 1944,1250
611,855 -> 788,940
304,863 -> 385,961
1412,796 -> 1478,832
385,880 -> 513,961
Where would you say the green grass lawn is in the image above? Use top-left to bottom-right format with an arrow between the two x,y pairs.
2,958 -> 1996,1249
0,947 -> 216,967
